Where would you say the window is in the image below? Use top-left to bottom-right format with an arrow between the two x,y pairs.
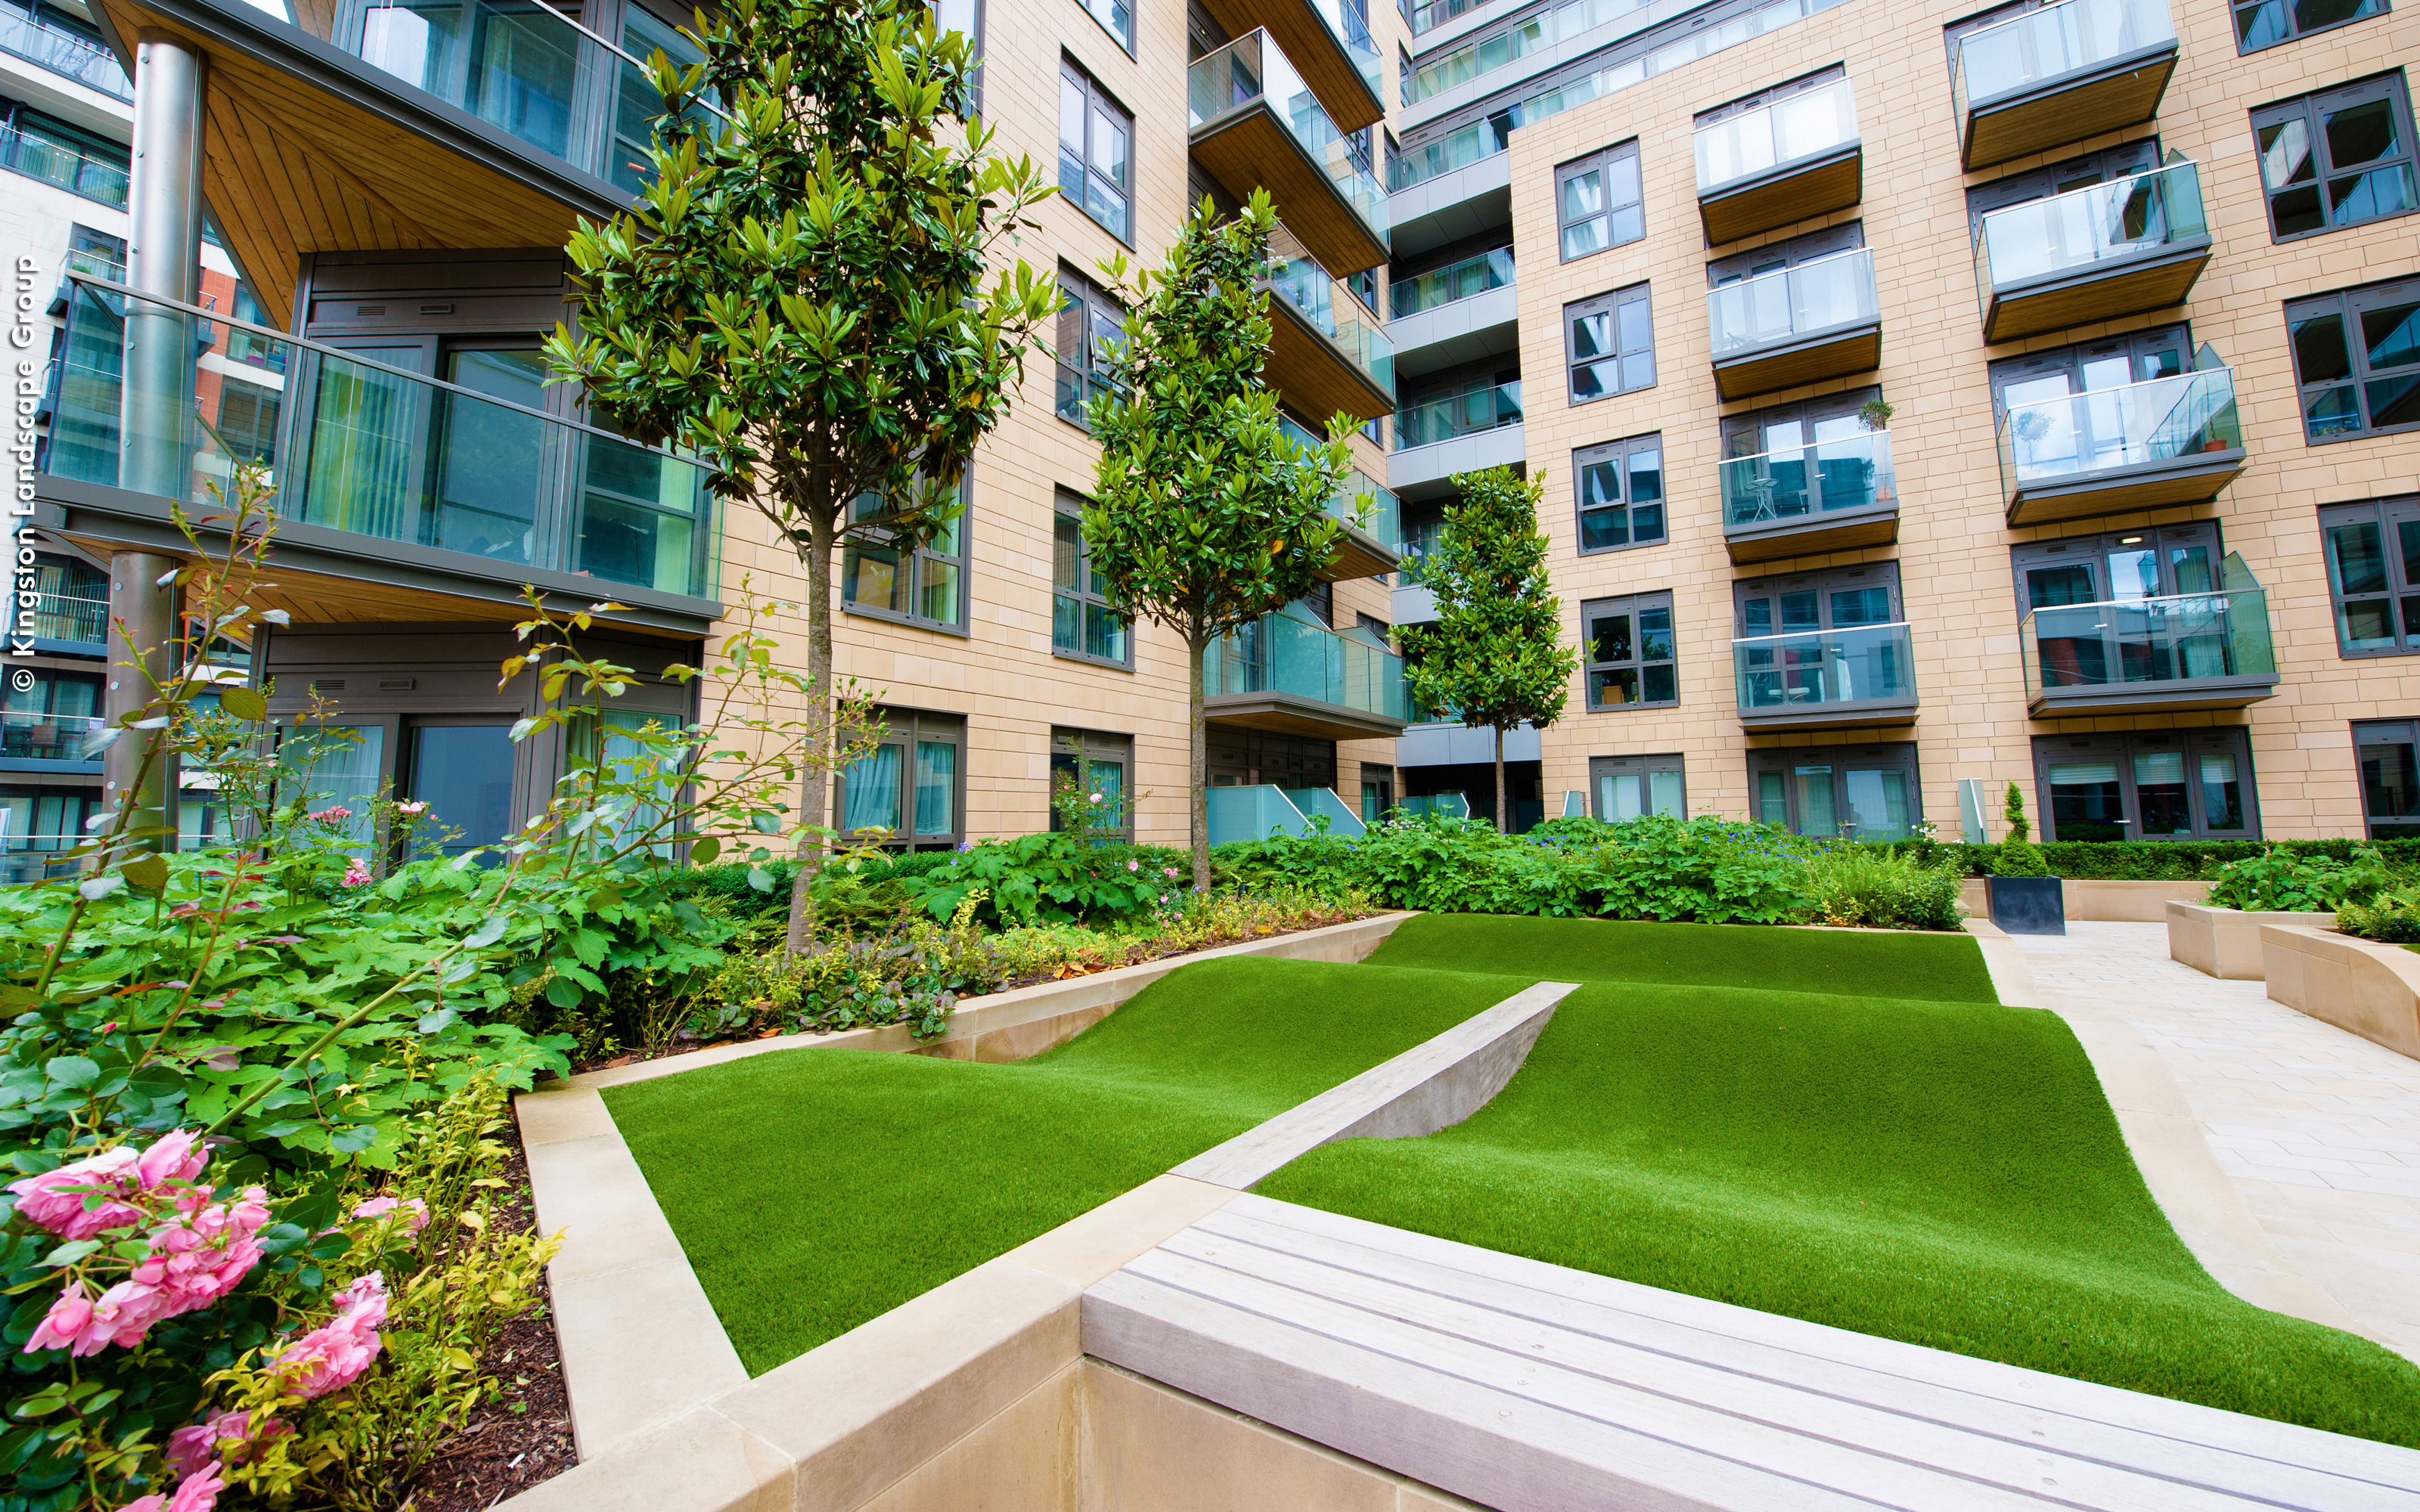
610,5 -> 712,192
1053,491 -> 1130,667
1733,562 -> 1908,714
64,224 -> 123,280
1987,324 -> 2189,417
1574,434 -> 1665,552
2287,278 -> 2420,443
1354,611 -> 1392,646
2353,720 -> 2420,838
2032,730 -> 2256,841
1720,389 -> 1887,524
1964,140 -> 2158,231
843,472 -> 970,634
1565,285 -> 1653,403
1049,727 -> 1133,838
1076,0 -> 1133,51
2252,73 -> 2418,241
1556,141 -> 1643,262
1582,592 -> 1677,709
1589,754 -> 1684,820
0,669 -> 102,763
1055,268 -> 1128,430
1297,581 -> 1334,628
2319,496 -> 2420,654
1748,743 -> 1920,841
836,708 -> 966,850
0,100 -> 128,206
2237,0 -> 2386,55
1059,60 -> 1134,241
1707,220 -> 1863,284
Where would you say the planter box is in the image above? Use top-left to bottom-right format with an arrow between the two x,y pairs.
2167,902 -> 2335,981
1960,876 -> 2211,922
1987,875 -> 2065,935
2260,924 -> 2420,1060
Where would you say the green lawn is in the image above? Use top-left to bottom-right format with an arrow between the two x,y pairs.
602,957 -> 1520,1373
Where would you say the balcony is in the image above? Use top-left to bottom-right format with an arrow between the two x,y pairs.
1189,30 -> 1388,274
0,0 -> 130,98
1998,358 -> 2244,527
1975,162 -> 2210,344
1,122 -> 126,209
1280,419 -> 1403,581
1389,246 -> 1516,380
42,279 -> 723,628
1205,785 -> 1370,844
1734,621 -> 1917,732
20,593 -> 108,650
1953,0 -> 2177,171
1196,0 -> 1383,130
2022,581 -> 2277,716
1267,228 -> 1394,423
1389,381 -> 1524,497
1203,610 -> 1407,742
1707,248 -> 1879,402
1720,429 -> 1898,564
0,711 -> 103,773
1694,75 -> 1860,247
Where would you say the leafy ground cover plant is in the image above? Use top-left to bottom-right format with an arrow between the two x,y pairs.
2336,888 -> 2420,943
895,835 -> 1189,929
1587,816 -> 1810,925
2204,844 -> 2390,912
1803,846 -> 1967,931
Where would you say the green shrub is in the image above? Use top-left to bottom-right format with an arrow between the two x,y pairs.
1589,816 -> 1810,925
2207,844 -> 2389,912
1804,846 -> 1968,931
2339,887 -> 2420,943
899,835 -> 1187,928
1984,839 -> 2051,876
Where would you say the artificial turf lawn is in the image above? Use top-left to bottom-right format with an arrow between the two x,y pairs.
1262,919 -> 2420,1447
601,956 -> 1522,1374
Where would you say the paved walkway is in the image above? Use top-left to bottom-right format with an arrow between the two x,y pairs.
2014,922 -> 2420,1362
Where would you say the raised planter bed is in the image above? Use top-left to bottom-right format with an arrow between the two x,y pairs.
2259,923 -> 2420,1060
1985,875 -> 2065,935
2167,902 -> 2335,981
1960,876 -> 2211,922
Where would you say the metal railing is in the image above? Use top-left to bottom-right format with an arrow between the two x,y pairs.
0,0 -> 130,98
1734,621 -> 1916,714
1204,609 -> 1407,722
2020,585 -> 2275,700
1708,247 -> 1876,357
47,277 -> 722,600
0,711 -> 103,763
1996,358 -> 2241,500
1954,0 -> 2176,124
20,593 -> 107,644
1190,30 -> 1388,246
1390,246 -> 1512,318
1394,380 -> 1521,449
1975,160 -> 2207,295
0,122 -> 128,207
1720,429 -> 1895,530
1694,73 -> 1859,195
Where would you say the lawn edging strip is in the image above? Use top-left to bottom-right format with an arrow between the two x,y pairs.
1174,979 -> 1577,1191
517,909 -> 1414,1461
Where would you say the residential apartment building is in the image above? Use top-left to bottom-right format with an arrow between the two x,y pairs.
1384,0 -> 2420,841
17,0 -> 1415,857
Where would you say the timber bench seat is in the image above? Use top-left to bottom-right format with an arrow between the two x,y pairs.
1083,1193 -> 2420,1511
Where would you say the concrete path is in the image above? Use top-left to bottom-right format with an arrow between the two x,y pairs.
2015,922 -> 2420,1363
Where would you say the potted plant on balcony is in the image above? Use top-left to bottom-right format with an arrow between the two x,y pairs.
1985,781 -> 2064,934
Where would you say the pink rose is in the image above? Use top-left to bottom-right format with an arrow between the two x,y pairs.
135,1132 -> 208,1193
340,859 -> 372,888
24,1281 -> 93,1354
350,1195 -> 429,1238
275,1272 -> 386,1399
168,1409 -> 287,1478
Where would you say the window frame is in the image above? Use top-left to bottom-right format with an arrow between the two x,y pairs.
1564,284 -> 1655,404
2031,729 -> 2259,843
2318,494 -> 2420,655
1555,140 -> 1645,264
842,472 -> 973,637
1075,0 -> 1134,54
1581,590 -> 1679,711
2353,719 -> 2420,838
2235,0 -> 2387,57
2286,277 -> 2420,445
1587,753 -> 1686,820
1051,489 -> 1134,671
1048,726 -> 1135,840
1058,58 -> 1135,243
1054,267 -> 1128,432
834,707 -> 967,852
1573,432 -> 1667,554
1746,742 -> 1923,841
2250,72 -> 2419,243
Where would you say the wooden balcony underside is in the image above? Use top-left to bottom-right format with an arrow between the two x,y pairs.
1738,701 -> 1918,733
1320,522 -> 1398,583
1983,243 -> 2209,344
1711,324 -> 1879,403
1723,507 -> 1899,565
1960,48 -> 2176,170
2029,677 -> 2277,717
1699,148 -> 1862,248
1267,299 -> 1393,423
1198,0 -> 1383,131
1205,695 -> 1404,742
1192,107 -> 1387,274
2005,449 -> 2243,527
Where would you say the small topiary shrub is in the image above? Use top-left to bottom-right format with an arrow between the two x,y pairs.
1990,838 -> 2052,876
2206,844 -> 2389,912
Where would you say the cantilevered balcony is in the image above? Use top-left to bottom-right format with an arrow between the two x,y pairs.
1196,0 -> 1384,131
1975,162 -> 2210,343
1734,621 -> 1917,731
0,711 -> 103,773
1998,356 -> 2244,527
1720,429 -> 1898,564
1953,0 -> 2178,171
1388,381 -> 1523,497
1267,227 -> 1394,423
1189,29 -> 1388,273
1204,609 -> 1408,741
1,0 -> 132,99
1280,416 -> 1404,581
1389,246 -> 1516,380
2022,579 -> 2277,716
1695,75 -> 1860,246
1707,249 -> 1879,403
40,279 -> 724,632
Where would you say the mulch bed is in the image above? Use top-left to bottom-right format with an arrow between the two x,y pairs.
400,1125 -> 578,1511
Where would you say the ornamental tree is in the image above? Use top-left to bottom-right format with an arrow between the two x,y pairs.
1401,468 -> 1577,834
1082,192 -> 1358,890
544,0 -> 1060,949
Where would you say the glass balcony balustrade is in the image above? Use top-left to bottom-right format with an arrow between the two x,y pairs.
1954,0 -> 2174,120
46,279 -> 721,601
1734,621 -> 1916,715
1390,246 -> 1513,318
1204,609 -> 1408,723
25,593 -> 107,645
1977,161 -> 2207,294
1708,248 -> 1876,358
1694,73 -> 1858,195
1996,362 -> 2242,500
0,0 -> 130,99
1278,416 -> 1403,554
1190,30 -> 1388,246
0,711 -> 103,764
2021,586 -> 2276,702
1,122 -> 127,207
1719,429 -> 1894,531
1394,380 -> 1521,449
1302,0 -> 1384,103
1268,242 -> 1395,397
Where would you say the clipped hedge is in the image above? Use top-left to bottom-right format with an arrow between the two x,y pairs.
1885,838 -> 2420,881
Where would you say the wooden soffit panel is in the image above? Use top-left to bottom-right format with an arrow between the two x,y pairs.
1191,110 -> 1388,274
1267,299 -> 1393,423
1983,244 -> 2210,344
1699,149 -> 1862,249
1711,324 -> 1880,403
1196,0 -> 1384,132
2005,451 -> 2245,527
1961,50 -> 2176,171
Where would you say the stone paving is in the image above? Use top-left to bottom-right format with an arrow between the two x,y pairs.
2015,922 -> 2420,1362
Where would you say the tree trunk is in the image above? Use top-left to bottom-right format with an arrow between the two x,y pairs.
1493,722 -> 1508,835
784,513 -> 836,954
1189,627 -> 1211,892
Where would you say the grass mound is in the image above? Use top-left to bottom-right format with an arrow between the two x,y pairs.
603,956 -> 1518,1373
1260,972 -> 2420,1446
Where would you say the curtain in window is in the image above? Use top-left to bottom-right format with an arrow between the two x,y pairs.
280,725 -> 386,855
841,743 -> 902,836
913,740 -> 955,836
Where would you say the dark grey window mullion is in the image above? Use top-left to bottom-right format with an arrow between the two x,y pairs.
2253,72 -> 2419,242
